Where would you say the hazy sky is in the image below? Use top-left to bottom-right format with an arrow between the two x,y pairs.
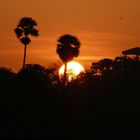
1,0 -> 140,71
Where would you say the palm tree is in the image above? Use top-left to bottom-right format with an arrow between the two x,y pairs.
56,34 -> 81,83
14,17 -> 39,68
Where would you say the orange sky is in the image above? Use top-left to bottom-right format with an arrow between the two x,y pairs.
1,0 -> 140,71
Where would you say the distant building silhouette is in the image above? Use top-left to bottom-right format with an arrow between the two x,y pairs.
122,47 -> 140,60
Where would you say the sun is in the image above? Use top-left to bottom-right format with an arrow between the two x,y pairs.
59,61 -> 85,81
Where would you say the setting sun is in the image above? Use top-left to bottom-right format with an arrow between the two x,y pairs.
59,61 -> 85,81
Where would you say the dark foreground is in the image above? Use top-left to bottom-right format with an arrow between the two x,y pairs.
0,59 -> 140,139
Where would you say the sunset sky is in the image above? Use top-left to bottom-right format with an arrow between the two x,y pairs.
1,0 -> 140,71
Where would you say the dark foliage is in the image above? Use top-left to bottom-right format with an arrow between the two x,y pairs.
57,34 -> 81,62
15,17 -> 39,45
0,58 -> 140,139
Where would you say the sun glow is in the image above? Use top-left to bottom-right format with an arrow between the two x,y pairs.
59,61 -> 85,81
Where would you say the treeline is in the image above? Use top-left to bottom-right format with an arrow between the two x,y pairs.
0,56 -> 140,139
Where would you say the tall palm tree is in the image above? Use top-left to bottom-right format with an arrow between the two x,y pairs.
14,17 -> 39,68
56,34 -> 81,83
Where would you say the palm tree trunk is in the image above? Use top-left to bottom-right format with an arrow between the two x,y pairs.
23,44 -> 27,69
63,62 -> 67,83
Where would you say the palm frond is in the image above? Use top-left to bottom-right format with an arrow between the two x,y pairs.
14,28 -> 23,38
15,17 -> 39,42
57,34 -> 81,62
30,28 -> 39,36
20,37 -> 31,45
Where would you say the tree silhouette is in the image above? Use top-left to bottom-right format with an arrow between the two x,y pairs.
14,17 -> 39,68
91,58 -> 113,75
17,64 -> 52,90
56,34 -> 81,83
0,67 -> 16,105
